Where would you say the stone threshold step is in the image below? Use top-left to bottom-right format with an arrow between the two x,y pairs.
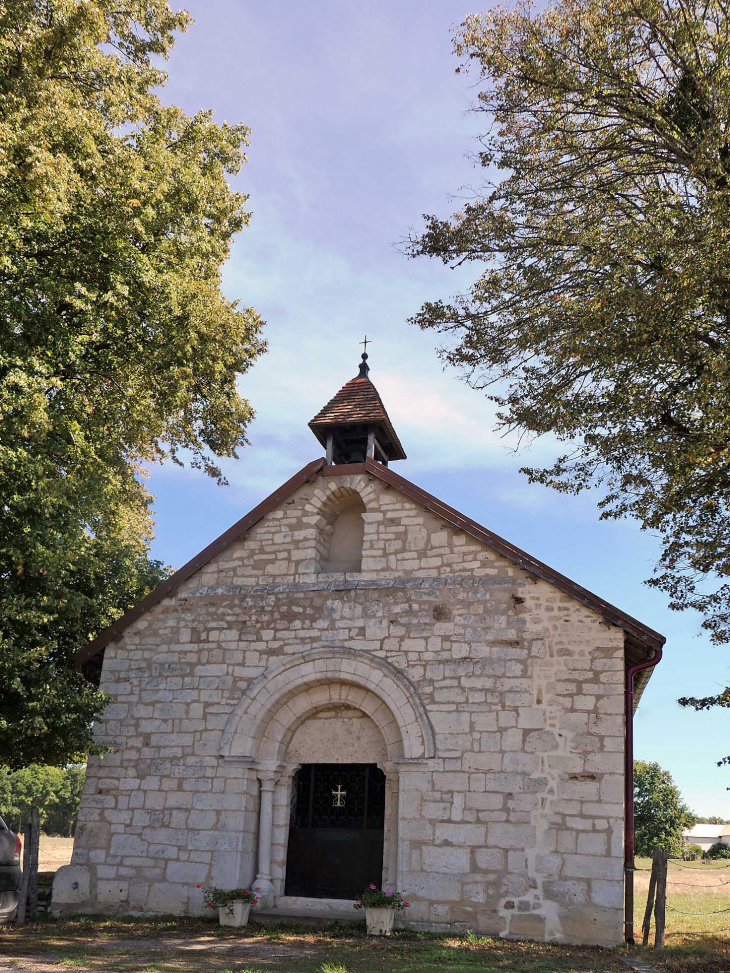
251,909 -> 365,928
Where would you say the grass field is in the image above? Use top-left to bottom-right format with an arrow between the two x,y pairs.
35,836 -> 73,873
630,856 -> 730,971
633,856 -> 730,944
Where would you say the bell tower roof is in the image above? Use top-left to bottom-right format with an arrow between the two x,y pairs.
309,351 -> 407,465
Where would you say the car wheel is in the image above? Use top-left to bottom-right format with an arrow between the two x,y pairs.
0,890 -> 19,923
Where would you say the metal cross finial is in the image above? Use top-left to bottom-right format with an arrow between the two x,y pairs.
358,336 -> 371,377
332,784 -> 347,807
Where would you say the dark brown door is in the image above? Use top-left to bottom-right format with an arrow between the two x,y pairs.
284,763 -> 385,899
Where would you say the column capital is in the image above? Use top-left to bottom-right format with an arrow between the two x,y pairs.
254,760 -> 288,784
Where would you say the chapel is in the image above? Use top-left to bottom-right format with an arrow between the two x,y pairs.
52,352 -> 664,945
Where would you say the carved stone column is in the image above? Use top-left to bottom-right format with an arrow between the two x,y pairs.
382,762 -> 399,888
253,764 -> 285,909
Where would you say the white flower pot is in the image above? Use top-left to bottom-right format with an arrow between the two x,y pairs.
365,906 -> 395,936
218,900 -> 251,927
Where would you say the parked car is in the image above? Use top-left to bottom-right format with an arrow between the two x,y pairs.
0,815 -> 21,922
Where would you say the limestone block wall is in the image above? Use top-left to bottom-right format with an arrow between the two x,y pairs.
52,469 -> 627,945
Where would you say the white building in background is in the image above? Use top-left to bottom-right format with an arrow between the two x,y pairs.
682,824 -> 730,851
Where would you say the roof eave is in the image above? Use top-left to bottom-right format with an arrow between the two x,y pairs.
324,460 -> 665,654
75,457 -> 327,666
308,419 -> 407,461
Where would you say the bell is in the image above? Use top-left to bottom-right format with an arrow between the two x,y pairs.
348,446 -> 366,463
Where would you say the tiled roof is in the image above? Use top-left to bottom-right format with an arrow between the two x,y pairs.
309,375 -> 406,459
310,376 -> 389,426
683,824 -> 725,839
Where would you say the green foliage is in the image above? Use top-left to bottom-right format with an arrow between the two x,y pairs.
634,761 -> 695,858
0,1 -> 265,766
199,885 -> 258,916
408,0 -> 730,651
684,843 -> 704,861
353,888 -> 409,911
0,763 -> 86,835
694,815 -> 730,824
705,841 -> 730,859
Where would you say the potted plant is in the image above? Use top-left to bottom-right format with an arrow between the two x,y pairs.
353,883 -> 409,936
197,885 -> 259,927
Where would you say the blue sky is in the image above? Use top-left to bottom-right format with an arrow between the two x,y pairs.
146,0 -> 730,817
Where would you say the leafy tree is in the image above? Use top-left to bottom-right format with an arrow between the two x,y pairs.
407,0 -> 730,743
694,815 -> 730,824
44,765 -> 86,837
634,761 -> 695,857
0,2 -> 265,767
0,763 -> 85,834
684,843 -> 704,861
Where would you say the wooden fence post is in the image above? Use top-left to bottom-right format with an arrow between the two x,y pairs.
15,805 -> 40,925
654,847 -> 667,949
641,853 -> 658,946
15,826 -> 30,925
27,807 -> 40,921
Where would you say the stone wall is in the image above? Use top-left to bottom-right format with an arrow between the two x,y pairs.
53,469 -> 626,944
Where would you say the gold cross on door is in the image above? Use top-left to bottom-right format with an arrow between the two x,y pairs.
332,784 -> 346,807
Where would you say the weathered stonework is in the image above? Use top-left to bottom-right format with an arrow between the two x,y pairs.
53,468 -> 633,944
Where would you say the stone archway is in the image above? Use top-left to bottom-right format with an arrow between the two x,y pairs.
220,648 -> 435,908
221,647 -> 436,762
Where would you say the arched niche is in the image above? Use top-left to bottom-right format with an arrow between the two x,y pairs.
316,486 -> 366,574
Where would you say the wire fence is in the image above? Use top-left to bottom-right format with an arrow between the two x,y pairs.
635,856 -> 730,942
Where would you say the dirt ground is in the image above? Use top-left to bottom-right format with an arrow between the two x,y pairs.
0,916 -> 728,973
0,917 -> 630,973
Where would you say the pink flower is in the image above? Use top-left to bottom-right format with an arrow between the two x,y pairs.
196,885 -> 201,889
369,883 -> 376,890
354,900 -> 360,906
404,902 -> 410,908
